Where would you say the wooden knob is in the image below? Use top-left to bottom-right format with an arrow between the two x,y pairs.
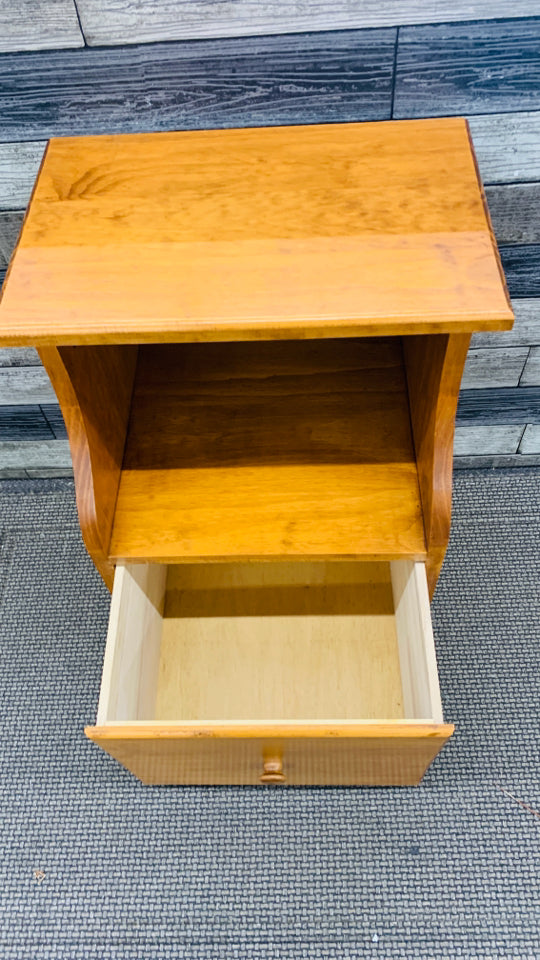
259,756 -> 286,784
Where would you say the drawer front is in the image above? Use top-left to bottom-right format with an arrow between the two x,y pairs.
85,724 -> 453,786
87,558 -> 453,786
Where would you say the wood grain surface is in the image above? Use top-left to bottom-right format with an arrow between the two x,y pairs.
454,425 -> 524,456
39,345 -> 138,588
0,0 -> 83,53
1,124 -> 534,199
500,245 -> 540,298
0,120 -> 512,345
471,299 -> 540,348
1,187 -> 538,292
486,184 -> 540,244
40,403 -> 67,439
96,563 -> 167,725
469,112 -> 540,184
403,334 -> 470,595
0,405 -> 54,441
111,338 -> 426,562
0,438 -> 71,478
76,0 -> 539,46
0,143 -> 45,210
156,562 -> 404,723
391,559 -> 444,722
0,211 -> 23,268
84,724 -> 453,786
462,346 -> 530,389
118,559 -> 441,727
518,424 -> 540,453
0,31 -> 395,143
457,387 -> 540,425
0,346 -> 39,366
0,366 -> 56,405
395,20 -> 540,118
521,347 -> 540,386
454,453 -> 540,468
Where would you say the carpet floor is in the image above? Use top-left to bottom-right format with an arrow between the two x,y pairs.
0,470 -> 539,959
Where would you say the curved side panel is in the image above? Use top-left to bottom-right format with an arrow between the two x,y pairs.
38,345 -> 138,590
403,333 -> 471,597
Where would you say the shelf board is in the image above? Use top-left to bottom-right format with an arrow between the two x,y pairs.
109,338 -> 426,562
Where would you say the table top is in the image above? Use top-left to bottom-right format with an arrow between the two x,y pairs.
0,119 -> 513,345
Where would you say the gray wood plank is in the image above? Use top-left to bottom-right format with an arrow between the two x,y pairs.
0,142 -> 45,210
469,112 -> 540,185
457,387 -> 540,425
485,184 -> 540,245
394,20 -> 540,118
0,30 -> 395,142
25,466 -> 74,478
0,348 -> 41,367
518,423 -> 540,453
75,1 -> 540,46
0,368 -> 56,406
520,346 -> 540,386
471,299 -> 540,348
0,0 -> 83,53
454,424 -> 524,456
0,468 -> 28,479
0,467 -> 74,478
0,439 -> 71,472
454,452 -> 540,468
0,405 -> 54,441
0,210 -> 24,268
41,404 -> 67,440
461,347 -> 530,390
500,245 -> 540,299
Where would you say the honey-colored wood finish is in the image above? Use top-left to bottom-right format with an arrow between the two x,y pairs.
0,120 -> 513,785
38,345 -> 137,588
110,339 -> 426,563
0,119 -> 512,346
403,333 -> 471,595
84,725 -> 454,786
85,559 -> 453,785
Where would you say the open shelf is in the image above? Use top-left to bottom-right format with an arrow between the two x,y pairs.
109,338 -> 426,562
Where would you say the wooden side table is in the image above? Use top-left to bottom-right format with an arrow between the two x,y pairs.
0,119 -> 512,786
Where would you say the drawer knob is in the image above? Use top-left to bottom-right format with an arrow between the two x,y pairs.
260,756 -> 286,785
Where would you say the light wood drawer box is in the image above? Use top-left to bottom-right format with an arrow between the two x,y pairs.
85,558 -> 453,786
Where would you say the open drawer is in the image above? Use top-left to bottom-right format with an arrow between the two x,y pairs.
85,559 -> 453,786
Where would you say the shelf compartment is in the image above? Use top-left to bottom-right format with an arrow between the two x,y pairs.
85,558 -> 452,786
109,337 -> 426,562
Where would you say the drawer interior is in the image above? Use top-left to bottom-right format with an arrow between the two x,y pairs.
96,559 -> 443,727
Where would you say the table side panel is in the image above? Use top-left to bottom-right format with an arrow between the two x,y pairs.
38,344 -> 137,588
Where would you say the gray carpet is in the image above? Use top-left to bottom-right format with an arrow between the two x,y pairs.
0,470 -> 539,959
